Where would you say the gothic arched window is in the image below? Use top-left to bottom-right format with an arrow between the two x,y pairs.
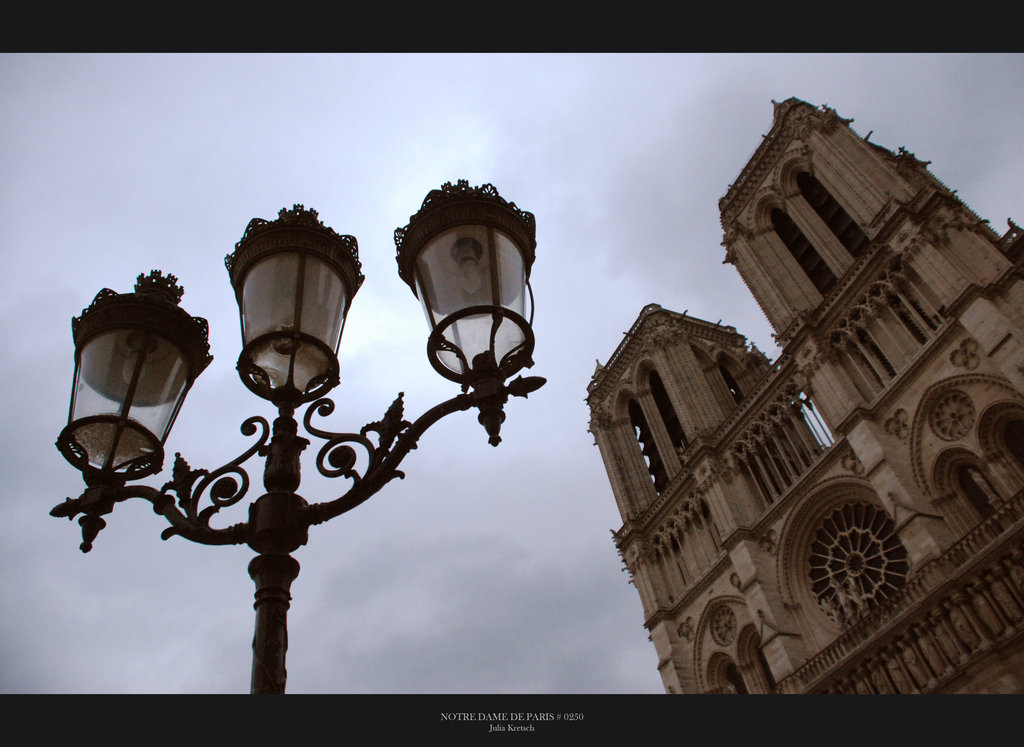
755,646 -> 776,693
771,208 -> 837,296
650,370 -> 689,451
718,364 -> 744,404
737,625 -> 777,694
630,399 -> 667,491
797,172 -> 869,258
724,662 -> 748,694
956,465 -> 996,517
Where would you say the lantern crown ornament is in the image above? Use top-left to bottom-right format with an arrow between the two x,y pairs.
57,270 -> 212,482
225,204 -> 365,408
394,181 -> 536,289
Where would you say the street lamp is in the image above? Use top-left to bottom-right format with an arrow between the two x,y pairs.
395,180 -> 538,445
227,204 -> 365,408
51,182 -> 545,694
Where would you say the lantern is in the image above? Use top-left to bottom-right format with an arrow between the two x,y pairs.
226,205 -> 364,408
56,271 -> 212,479
394,181 -> 536,388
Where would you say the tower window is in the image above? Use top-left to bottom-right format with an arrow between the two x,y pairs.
719,364 -> 744,404
630,399 -> 667,491
797,172 -> 869,258
771,208 -> 837,295
650,371 -> 689,450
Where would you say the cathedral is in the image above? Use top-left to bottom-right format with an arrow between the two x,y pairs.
586,98 -> 1024,693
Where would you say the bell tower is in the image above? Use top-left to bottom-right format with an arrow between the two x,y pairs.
587,304 -> 772,527
590,98 -> 1024,694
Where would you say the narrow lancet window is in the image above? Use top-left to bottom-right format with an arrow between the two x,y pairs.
771,208 -> 836,295
630,399 -> 667,491
797,172 -> 869,258
719,364 -> 744,404
1005,420 -> 1024,470
650,371 -> 689,451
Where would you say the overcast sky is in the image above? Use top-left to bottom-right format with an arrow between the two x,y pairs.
1,53 -> 1021,695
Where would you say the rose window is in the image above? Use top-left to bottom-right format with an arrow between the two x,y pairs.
808,502 -> 909,625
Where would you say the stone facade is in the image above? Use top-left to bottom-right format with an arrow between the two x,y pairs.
587,98 -> 1024,693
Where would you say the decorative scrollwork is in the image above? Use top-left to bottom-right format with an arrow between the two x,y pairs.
428,335 -> 471,387
50,416 -> 268,551
158,415 -> 270,539
303,394 -> 412,485
360,393 -> 412,464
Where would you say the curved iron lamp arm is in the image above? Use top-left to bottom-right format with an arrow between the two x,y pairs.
50,414 -> 272,552
301,373 -> 546,526
302,391 -> 474,527
51,375 -> 545,553
49,481 -> 252,553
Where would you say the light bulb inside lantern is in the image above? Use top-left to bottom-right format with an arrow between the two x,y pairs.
452,237 -> 484,297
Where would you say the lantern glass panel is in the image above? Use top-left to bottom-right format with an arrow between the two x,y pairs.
239,251 -> 349,396
415,226 -> 494,322
299,254 -> 348,352
72,330 -> 139,422
69,329 -> 188,470
495,231 -> 527,314
129,334 -> 189,438
241,252 -> 301,344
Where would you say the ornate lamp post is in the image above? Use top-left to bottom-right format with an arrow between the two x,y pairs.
51,182 -> 544,694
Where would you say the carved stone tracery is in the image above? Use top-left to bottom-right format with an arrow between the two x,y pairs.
950,338 -> 980,371
808,502 -> 910,627
710,605 -> 738,646
885,408 -> 910,441
929,389 -> 976,442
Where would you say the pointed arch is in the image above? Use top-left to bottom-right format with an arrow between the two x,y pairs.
705,652 -> 745,693
715,351 -> 746,404
975,400 -> 1024,502
737,623 -> 777,693
909,374 -> 1024,499
931,446 -> 1000,535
